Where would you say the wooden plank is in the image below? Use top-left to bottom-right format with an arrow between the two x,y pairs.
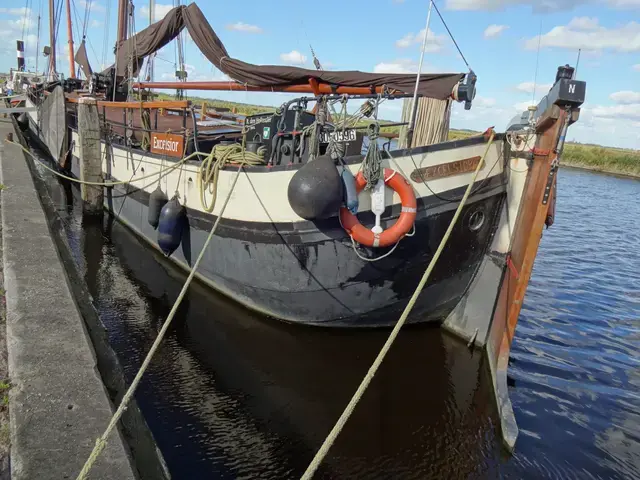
536,104 -> 561,133
98,100 -> 189,109
64,97 -> 189,110
505,109 -> 566,343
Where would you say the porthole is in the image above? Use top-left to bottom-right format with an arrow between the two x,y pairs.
469,210 -> 485,232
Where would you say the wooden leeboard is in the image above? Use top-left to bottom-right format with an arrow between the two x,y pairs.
150,132 -> 184,158
410,156 -> 482,182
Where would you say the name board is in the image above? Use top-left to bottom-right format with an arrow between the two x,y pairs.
151,133 -> 184,158
410,156 -> 482,183
244,114 -> 273,127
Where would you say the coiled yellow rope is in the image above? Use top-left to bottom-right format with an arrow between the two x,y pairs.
300,131 -> 495,480
198,143 -> 265,213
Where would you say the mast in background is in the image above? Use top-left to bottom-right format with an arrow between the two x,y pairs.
36,9 -> 42,74
149,0 -> 155,83
48,0 -> 57,77
117,0 -> 128,44
65,0 -> 75,78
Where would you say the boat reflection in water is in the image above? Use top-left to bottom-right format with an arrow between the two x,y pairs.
41,167 -> 502,478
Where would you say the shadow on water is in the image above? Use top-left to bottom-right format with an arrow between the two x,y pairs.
33,154 -> 640,479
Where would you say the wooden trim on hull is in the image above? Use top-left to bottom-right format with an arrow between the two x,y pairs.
487,105 -> 568,452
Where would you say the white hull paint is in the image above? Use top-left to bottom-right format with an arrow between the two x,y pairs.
68,129 -> 506,224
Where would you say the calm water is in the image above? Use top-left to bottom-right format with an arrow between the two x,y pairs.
36,160 -> 639,479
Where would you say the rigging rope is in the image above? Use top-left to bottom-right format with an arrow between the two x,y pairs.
362,97 -> 383,190
21,0 -> 32,43
9,139 -> 192,186
326,97 -> 348,160
300,130 -> 496,479
362,123 -> 382,190
431,1 -> 470,70
101,0 -> 111,70
531,17 -> 543,107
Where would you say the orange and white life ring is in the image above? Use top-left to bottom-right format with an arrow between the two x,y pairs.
340,168 -> 417,248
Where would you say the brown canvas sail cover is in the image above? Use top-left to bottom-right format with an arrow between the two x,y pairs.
115,3 -> 464,99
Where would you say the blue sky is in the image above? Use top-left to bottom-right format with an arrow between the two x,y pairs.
1,0 -> 639,149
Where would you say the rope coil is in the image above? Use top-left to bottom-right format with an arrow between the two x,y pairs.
362,123 -> 382,190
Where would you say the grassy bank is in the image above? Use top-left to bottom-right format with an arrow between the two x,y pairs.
562,144 -> 640,178
448,129 -> 640,178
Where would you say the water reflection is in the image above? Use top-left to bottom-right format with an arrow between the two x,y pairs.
34,159 -> 640,479
40,159 -> 500,478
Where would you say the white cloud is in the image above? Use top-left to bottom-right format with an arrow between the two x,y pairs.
515,81 -> 554,95
525,18 -> 640,52
591,103 -> 640,121
90,19 -> 102,28
609,91 -> 640,104
139,4 -> 173,22
484,24 -> 509,38
633,64 -> 640,71
0,8 -> 39,62
372,59 -> 447,74
280,50 -> 306,65
374,59 -> 418,73
474,96 -> 497,107
514,100 -> 537,111
446,0 -> 640,12
225,22 -> 263,34
395,28 -> 445,52
567,16 -> 599,30
78,0 -> 105,13
0,8 -> 27,15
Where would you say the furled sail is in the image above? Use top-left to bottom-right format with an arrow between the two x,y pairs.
75,41 -> 93,78
115,3 -> 464,100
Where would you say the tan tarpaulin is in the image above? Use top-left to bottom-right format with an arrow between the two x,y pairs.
398,97 -> 452,148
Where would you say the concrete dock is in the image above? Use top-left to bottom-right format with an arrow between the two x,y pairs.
0,119 -> 136,479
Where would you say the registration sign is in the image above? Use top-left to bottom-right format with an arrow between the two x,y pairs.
151,132 -> 184,158
320,129 -> 357,143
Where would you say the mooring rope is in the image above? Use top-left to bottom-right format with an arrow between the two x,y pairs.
198,142 -> 266,213
301,130 -> 495,480
74,154 -> 251,480
8,139 -> 192,186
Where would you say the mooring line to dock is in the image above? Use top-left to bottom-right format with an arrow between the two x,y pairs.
9,139 -> 193,186
301,131 -> 495,480
74,159 -> 248,480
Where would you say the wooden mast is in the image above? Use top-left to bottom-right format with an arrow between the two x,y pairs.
65,0 -> 75,78
117,0 -> 128,44
48,0 -> 57,76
